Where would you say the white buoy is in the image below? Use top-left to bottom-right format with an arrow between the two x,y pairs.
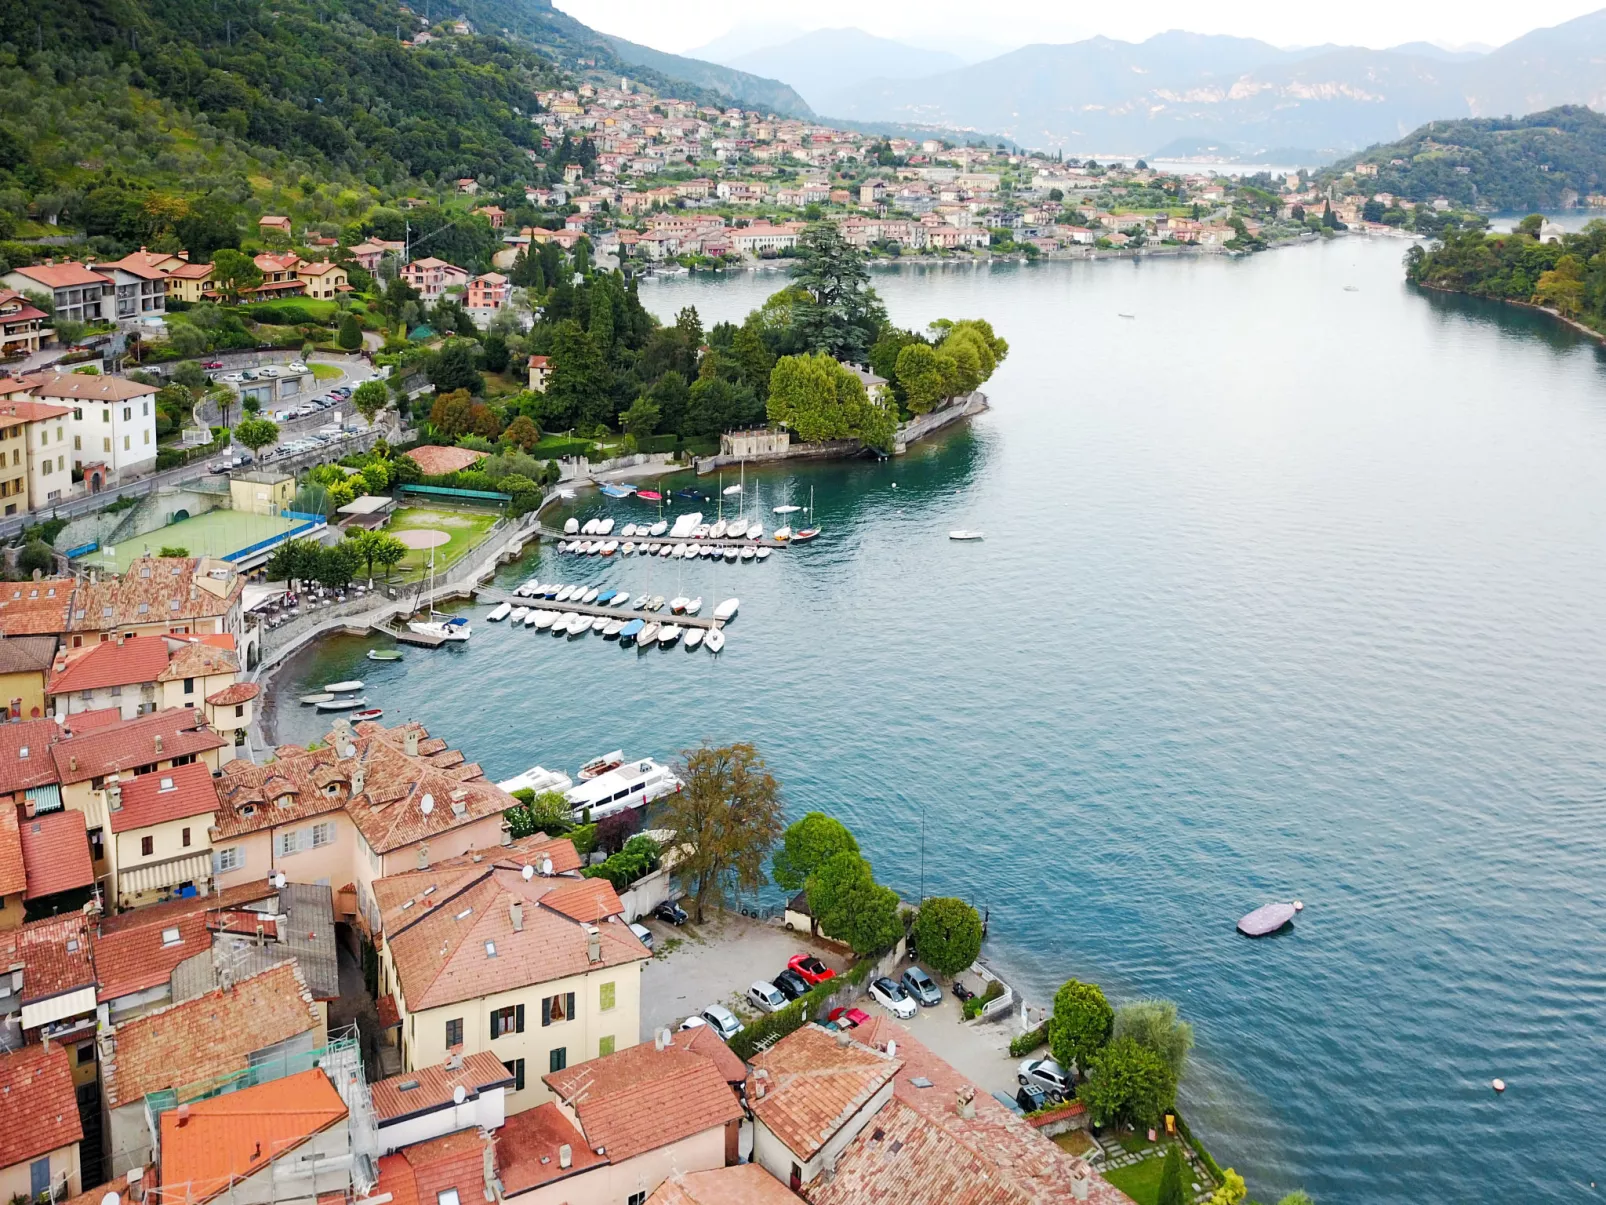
1492,1078 -> 1506,1093
1293,900 -> 1304,911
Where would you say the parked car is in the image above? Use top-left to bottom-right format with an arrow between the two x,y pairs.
287,361 -> 308,373
747,981 -> 788,1014
678,1016 -> 706,1031
260,365 -> 282,378
331,386 -> 352,399
868,976 -> 917,1019
629,922 -> 653,951
772,968 -> 810,1001
201,359 -> 224,370
240,369 -> 257,381
901,965 -> 941,1007
1017,1057 -> 1071,1101
827,1006 -> 870,1028
1016,1084 -> 1051,1113
787,954 -> 836,985
220,372 -> 243,383
700,1004 -> 741,1041
654,900 -> 688,926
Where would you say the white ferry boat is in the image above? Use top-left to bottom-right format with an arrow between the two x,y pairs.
497,765 -> 575,795
564,757 -> 682,821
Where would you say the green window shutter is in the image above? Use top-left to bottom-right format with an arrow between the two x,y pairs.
515,1003 -> 525,1033
599,1035 -> 615,1057
541,996 -> 551,1026
599,981 -> 615,1011
565,991 -> 575,1020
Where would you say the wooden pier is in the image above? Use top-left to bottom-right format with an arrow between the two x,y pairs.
475,586 -> 726,631
536,524 -> 788,551
376,624 -> 447,647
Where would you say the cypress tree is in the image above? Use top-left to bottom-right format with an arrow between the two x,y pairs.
1157,1144 -> 1186,1205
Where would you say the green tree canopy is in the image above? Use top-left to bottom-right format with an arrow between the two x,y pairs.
657,742 -> 784,923
1113,999 -> 1194,1080
232,417 -> 279,454
337,312 -> 363,351
767,353 -> 897,451
1156,1144 -> 1186,1205
789,222 -> 886,362
1075,1036 -> 1177,1130
772,812 -> 860,892
805,852 -> 903,955
910,897 -> 983,977
352,380 -> 388,426
210,249 -> 262,303
1048,979 -> 1114,1072
506,789 -> 573,839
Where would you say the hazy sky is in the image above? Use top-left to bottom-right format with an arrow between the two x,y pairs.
555,0 -> 1604,57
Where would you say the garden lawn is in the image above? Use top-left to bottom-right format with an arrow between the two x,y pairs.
310,363 -> 342,381
387,505 -> 499,581
1101,1154 -> 1168,1205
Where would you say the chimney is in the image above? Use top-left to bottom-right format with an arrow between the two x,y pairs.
654,1030 -> 665,1052
835,1029 -> 851,1047
955,1086 -> 976,1120
416,844 -> 429,871
405,729 -> 419,757
509,900 -> 523,932
107,783 -> 122,811
352,767 -> 365,796
584,924 -> 601,964
558,1145 -> 572,1170
499,822 -> 512,847
154,734 -> 163,754
176,1103 -> 190,1127
127,1168 -> 144,1203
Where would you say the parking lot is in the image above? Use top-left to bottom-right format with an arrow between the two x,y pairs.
634,908 -> 1033,1104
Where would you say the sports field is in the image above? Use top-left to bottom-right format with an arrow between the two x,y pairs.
388,505 -> 498,580
78,508 -> 305,572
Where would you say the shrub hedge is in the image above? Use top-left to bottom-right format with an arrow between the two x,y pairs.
963,979 -> 1005,1020
580,835 -> 660,890
1009,1023 -> 1048,1058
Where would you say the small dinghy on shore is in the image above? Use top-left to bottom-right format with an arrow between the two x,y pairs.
1237,902 -> 1298,937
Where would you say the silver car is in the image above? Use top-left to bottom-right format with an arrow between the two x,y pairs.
1017,1056 -> 1072,1101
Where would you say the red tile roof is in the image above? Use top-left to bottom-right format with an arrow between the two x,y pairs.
103,961 -> 320,1107
8,262 -> 110,289
0,558 -> 244,638
0,400 -> 73,427
542,1039 -> 743,1162
377,1128 -> 491,1205
370,1050 -> 514,1123
108,760 -> 220,833
94,910 -> 209,1002
206,682 -> 260,706
495,1101 -> 605,1194
666,1019 -> 748,1086
11,912 -> 97,1005
18,808 -> 94,900
647,1166 -> 803,1205
160,1068 -> 347,1205
0,634 -> 56,678
746,1025 -> 901,1163
403,445 -> 486,476
0,1044 -> 84,1168
47,636 -> 173,695
0,717 -> 65,794
0,805 -> 23,898
538,876 -> 626,923
21,372 -> 158,402
52,707 -> 225,786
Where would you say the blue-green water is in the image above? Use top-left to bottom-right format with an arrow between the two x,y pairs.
270,239 -> 1606,1203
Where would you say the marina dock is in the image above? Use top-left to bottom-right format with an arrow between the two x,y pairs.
378,624 -> 448,647
475,586 -> 728,630
535,524 -> 789,551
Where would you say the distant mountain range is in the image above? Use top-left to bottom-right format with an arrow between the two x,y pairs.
659,10 -> 1606,163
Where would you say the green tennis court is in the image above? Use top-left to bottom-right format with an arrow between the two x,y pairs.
78,508 -> 308,571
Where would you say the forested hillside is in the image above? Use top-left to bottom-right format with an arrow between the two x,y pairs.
1324,106 -> 1606,210
1407,217 -> 1606,333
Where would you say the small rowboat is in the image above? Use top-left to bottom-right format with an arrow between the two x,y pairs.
324,680 -> 363,693
299,693 -> 335,705
317,696 -> 368,712
366,649 -> 403,662
1237,902 -> 1297,937
637,489 -> 662,501
352,707 -> 384,721
949,530 -> 985,541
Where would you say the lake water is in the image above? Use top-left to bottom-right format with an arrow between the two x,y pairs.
270,239 -> 1606,1203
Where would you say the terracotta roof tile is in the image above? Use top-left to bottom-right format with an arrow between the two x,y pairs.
0,805 -> 23,898
668,1018 -> 748,1085
403,446 -> 486,476
8,262 -> 110,289
103,961 -> 320,1107
542,1040 -> 742,1162
52,707 -> 225,785
386,866 -> 647,1012
47,636 -> 172,695
159,1068 -> 347,1205
0,1044 -> 84,1168
107,761 -> 219,834
95,881 -> 272,936
537,876 -> 625,923
0,634 -> 56,676
746,1025 -> 901,1163
21,372 -> 158,402
370,1050 -> 514,1123
0,579 -> 74,637
495,1101 -> 604,1194
94,911 -> 210,1002
15,912 -> 97,1004
0,400 -> 73,428
206,682 -> 260,706
381,1128 -> 491,1205
58,1167 -> 151,1205
0,717 -> 66,794
19,808 -> 94,900
647,1165 -> 803,1205
155,640 -> 239,682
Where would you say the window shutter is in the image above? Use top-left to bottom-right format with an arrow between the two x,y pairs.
541,997 -> 551,1027
490,1012 -> 500,1040
566,992 -> 574,1021
515,1003 -> 525,1033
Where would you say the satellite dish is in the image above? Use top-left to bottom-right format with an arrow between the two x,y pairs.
273,872 -> 286,889
102,1193 -> 121,1205
521,864 -> 535,881
452,1085 -> 467,1105
421,793 -> 434,815
541,857 -> 553,877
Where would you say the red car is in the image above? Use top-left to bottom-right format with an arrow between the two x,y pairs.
828,1006 -> 870,1028
787,954 -> 836,985
201,360 -> 224,369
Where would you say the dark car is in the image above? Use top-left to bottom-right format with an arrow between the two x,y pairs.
1016,1084 -> 1051,1113
654,899 -> 689,925
772,968 -> 810,1000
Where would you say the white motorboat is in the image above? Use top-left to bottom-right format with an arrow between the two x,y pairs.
611,593 -> 631,609
603,618 -> 627,638
692,524 -> 710,539
638,621 -> 660,645
324,680 -> 363,693
658,543 -> 673,558
601,540 -> 618,556
748,527 -> 765,542
723,547 -> 739,561
581,518 -> 599,535
756,548 -> 771,561
591,615 -> 610,632
773,526 -> 793,541
567,613 -> 592,635
670,543 -> 685,559
701,545 -> 715,558
725,519 -> 747,539
590,541 -> 605,556
533,611 -> 557,630
684,597 -> 703,615
621,523 -> 637,537
554,585 -> 573,602
496,764 -> 574,795
740,547 -> 756,561
684,627 -> 704,650
622,541 -> 636,555
524,610 -> 542,627
317,695 -> 368,711
723,483 -> 742,495
949,530 -> 985,541
551,614 -> 569,635
582,587 -> 600,603
488,601 -> 512,622
649,595 -> 665,611
632,595 -> 651,611
705,629 -> 725,653
408,616 -> 471,642
509,606 -> 529,623
710,519 -> 728,539
564,517 -> 580,535
597,518 -> 615,535
649,520 -> 668,537
713,598 -> 739,621
774,504 -> 801,514
556,540 -> 569,553
658,624 -> 682,646
670,596 -> 689,614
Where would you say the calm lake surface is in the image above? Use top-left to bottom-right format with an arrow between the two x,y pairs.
271,239 -> 1606,1203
